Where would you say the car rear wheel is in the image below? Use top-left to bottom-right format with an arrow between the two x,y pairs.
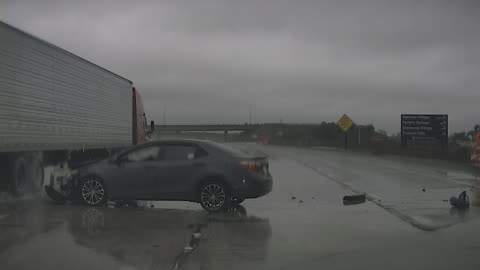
199,182 -> 230,212
78,178 -> 107,206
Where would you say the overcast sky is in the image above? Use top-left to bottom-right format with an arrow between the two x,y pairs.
1,0 -> 479,133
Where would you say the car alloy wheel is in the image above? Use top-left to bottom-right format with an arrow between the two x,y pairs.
81,179 -> 105,206
200,183 -> 227,212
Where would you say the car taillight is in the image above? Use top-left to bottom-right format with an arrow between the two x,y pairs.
240,160 -> 257,171
240,160 -> 267,172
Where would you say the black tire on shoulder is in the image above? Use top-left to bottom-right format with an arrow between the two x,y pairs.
77,177 -> 107,206
199,181 -> 230,212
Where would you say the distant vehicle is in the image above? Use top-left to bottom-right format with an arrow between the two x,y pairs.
46,139 -> 273,212
0,21 -> 154,196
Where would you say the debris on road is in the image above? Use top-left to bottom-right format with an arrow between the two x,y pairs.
291,196 -> 296,200
450,191 -> 470,209
299,200 -> 303,203
343,193 -> 367,206
422,188 -> 426,192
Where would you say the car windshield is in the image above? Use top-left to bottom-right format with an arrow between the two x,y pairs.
1,1 -> 480,270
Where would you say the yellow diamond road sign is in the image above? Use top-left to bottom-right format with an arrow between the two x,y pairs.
337,114 -> 353,132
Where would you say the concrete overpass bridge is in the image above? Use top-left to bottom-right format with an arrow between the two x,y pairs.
154,124 -> 261,141
155,124 -> 261,132
154,123 -> 323,142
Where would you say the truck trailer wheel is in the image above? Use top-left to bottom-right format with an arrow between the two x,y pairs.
28,155 -> 44,193
9,157 -> 28,197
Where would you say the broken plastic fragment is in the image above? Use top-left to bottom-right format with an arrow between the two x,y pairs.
343,193 -> 366,206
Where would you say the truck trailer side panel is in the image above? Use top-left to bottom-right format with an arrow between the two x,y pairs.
0,21 -> 132,152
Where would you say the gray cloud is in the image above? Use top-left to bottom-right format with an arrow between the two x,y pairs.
1,0 -> 479,133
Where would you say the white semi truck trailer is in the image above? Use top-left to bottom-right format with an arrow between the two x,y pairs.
0,21 -> 154,196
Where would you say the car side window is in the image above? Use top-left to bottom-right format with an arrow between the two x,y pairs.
195,146 -> 208,158
124,146 -> 161,162
163,145 -> 206,161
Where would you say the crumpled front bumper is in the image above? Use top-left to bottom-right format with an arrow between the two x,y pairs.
44,168 -> 76,202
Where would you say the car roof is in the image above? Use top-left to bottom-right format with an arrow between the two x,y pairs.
129,139 -> 265,158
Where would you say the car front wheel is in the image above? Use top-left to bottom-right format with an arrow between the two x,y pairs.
199,182 -> 230,212
78,178 -> 107,206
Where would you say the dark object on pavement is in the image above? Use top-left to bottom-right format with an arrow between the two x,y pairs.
299,200 -> 303,203
172,223 -> 206,270
422,188 -> 426,192
44,185 -> 67,204
45,139 -> 273,212
343,193 -> 367,206
114,200 -> 138,208
450,191 -> 470,209
291,196 -> 296,200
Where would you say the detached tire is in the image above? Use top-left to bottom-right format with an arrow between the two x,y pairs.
77,177 -> 107,206
199,181 -> 230,212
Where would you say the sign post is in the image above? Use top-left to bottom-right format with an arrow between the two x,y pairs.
400,114 -> 448,148
472,128 -> 480,169
337,114 -> 353,150
472,127 -> 480,204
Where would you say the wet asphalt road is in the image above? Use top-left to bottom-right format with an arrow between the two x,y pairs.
1,144 -> 480,270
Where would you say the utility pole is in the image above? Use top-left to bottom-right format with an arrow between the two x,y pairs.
249,104 -> 252,125
358,126 -> 361,146
163,104 -> 166,127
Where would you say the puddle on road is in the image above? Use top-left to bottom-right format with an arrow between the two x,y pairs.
1,202 -> 272,270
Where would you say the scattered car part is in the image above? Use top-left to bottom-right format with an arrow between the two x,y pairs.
343,193 -> 367,205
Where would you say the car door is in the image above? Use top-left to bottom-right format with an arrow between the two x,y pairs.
106,144 -> 162,199
151,143 -> 208,199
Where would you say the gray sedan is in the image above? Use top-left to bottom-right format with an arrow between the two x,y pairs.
46,139 -> 273,212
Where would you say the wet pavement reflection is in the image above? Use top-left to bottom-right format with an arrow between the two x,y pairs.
0,202 -> 271,270
72,205 -> 271,270
2,144 -> 480,270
